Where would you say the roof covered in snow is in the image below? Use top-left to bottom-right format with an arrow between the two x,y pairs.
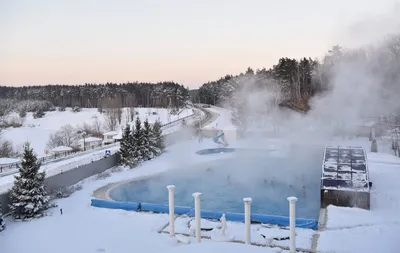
321,146 -> 370,192
113,133 -> 122,140
103,131 -> 118,136
78,137 -> 103,143
51,146 -> 73,152
0,157 -> 20,165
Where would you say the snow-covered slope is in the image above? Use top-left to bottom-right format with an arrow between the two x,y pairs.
1,107 -> 193,157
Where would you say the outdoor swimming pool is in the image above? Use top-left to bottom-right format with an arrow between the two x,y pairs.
109,147 -> 322,220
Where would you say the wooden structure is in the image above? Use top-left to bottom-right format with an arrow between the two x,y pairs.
321,146 -> 371,210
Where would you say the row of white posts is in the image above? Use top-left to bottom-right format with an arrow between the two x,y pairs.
166,185 -> 299,252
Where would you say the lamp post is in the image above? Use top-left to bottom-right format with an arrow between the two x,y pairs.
78,130 -> 87,151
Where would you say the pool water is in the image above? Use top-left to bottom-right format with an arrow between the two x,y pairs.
109,148 -> 322,219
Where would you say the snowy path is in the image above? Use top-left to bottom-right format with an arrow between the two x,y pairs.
200,106 -> 236,130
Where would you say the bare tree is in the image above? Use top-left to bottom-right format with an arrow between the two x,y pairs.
126,107 -> 135,123
104,99 -> 123,131
46,124 -> 79,148
92,116 -> 103,136
0,139 -> 13,157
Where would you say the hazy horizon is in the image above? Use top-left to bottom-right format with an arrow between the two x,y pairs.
1,0 -> 399,88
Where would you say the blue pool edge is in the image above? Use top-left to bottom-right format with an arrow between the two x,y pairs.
91,198 -> 318,229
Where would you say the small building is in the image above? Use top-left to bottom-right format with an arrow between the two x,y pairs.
321,146 -> 371,210
103,131 -> 118,144
113,132 -> 123,142
51,146 -> 73,157
78,137 -> 103,151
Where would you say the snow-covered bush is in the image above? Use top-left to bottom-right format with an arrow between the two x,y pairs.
19,110 -> 27,118
33,109 -> 45,119
95,171 -> 111,180
71,106 -> 81,113
51,184 -> 83,199
6,114 -> 23,128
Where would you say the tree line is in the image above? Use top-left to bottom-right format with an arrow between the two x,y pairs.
0,82 -> 190,109
195,35 -> 400,132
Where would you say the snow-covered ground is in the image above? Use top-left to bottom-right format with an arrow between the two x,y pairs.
1,134 -> 400,252
2,106 -> 400,252
1,107 -> 193,157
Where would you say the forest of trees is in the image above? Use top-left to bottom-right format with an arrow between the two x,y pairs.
196,57 -> 323,112
196,34 -> 400,131
0,82 -> 190,109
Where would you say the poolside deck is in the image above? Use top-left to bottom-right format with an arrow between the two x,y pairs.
320,146 -> 371,210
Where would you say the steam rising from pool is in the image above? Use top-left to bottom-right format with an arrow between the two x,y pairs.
109,145 -> 322,219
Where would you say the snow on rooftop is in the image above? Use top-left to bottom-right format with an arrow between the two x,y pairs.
113,133 -> 122,140
321,146 -> 370,192
0,157 -> 20,165
78,137 -> 103,143
103,131 -> 118,136
51,146 -> 73,152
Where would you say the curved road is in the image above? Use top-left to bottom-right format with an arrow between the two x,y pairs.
194,104 -> 219,129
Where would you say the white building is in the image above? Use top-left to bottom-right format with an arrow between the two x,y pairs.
78,137 -> 103,151
113,133 -> 123,142
51,146 -> 73,157
103,131 -> 118,144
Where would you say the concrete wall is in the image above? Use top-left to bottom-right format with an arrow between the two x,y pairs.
0,125 -> 199,215
0,154 -> 119,215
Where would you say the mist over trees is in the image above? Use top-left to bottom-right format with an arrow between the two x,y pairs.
0,82 -> 190,109
196,34 -> 400,131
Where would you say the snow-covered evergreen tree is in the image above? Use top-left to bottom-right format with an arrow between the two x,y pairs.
150,119 -> 165,157
9,142 -> 50,220
131,117 -> 144,166
119,124 -> 133,166
142,118 -> 153,161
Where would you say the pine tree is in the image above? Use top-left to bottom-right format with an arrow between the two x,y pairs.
142,118 -> 153,161
119,124 -> 133,166
150,119 -> 165,157
131,117 -> 144,166
9,142 -> 50,219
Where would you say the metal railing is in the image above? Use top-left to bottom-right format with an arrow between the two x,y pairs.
0,142 -> 120,177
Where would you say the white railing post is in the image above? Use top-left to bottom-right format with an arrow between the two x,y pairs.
167,185 -> 175,237
287,196 -> 298,253
243,197 -> 252,244
192,192 -> 203,243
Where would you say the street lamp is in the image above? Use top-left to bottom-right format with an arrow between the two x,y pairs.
77,130 -> 87,151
